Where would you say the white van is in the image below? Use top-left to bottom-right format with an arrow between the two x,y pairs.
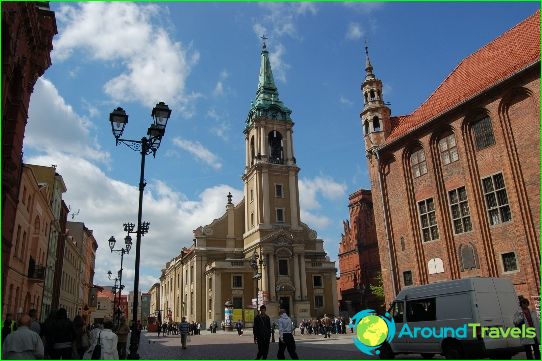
381,277 -> 525,359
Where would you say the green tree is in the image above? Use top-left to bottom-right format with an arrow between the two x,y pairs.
369,272 -> 385,308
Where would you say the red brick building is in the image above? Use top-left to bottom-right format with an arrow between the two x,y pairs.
362,11 -> 540,308
1,2 -> 57,300
338,189 -> 382,314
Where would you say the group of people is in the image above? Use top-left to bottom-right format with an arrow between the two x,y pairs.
156,320 -> 201,337
1,308 -> 135,360
298,315 -> 351,337
253,305 -> 298,360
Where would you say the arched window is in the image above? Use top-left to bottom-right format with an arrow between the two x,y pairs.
373,116 -> 381,131
472,116 -> 495,150
428,258 -> 444,275
438,132 -> 459,165
364,120 -> 369,135
410,148 -> 427,178
460,243 -> 478,271
370,89 -> 375,100
268,131 -> 283,164
364,92 -> 368,103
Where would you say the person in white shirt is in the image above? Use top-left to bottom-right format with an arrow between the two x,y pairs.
276,309 -> 298,360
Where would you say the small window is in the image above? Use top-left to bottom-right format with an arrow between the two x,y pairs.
448,187 -> 472,234
278,259 -> 289,276
410,148 -> 428,178
406,298 -> 436,322
314,295 -> 324,308
276,208 -> 285,223
190,266 -> 194,284
472,116 -> 496,150
418,198 -> 439,242
364,120 -> 369,135
439,133 -> 459,165
232,275 -> 243,288
369,89 -> 375,100
482,173 -> 511,226
232,297 -> 243,309
403,271 -> 413,286
313,275 -> 323,288
364,92 -> 368,103
373,116 -> 381,131
501,252 -> 518,273
251,213 -> 254,227
275,184 -> 283,198
391,302 -> 404,323
250,189 -> 254,203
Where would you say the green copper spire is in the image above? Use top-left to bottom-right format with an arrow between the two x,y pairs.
246,38 -> 292,127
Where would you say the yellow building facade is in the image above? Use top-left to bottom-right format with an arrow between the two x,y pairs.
157,43 -> 338,326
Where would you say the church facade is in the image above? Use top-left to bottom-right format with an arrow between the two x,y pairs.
362,11 -> 540,308
157,42 -> 338,326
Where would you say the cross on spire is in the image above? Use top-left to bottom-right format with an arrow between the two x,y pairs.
261,34 -> 268,49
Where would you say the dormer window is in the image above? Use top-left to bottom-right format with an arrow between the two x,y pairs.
373,116 -> 381,131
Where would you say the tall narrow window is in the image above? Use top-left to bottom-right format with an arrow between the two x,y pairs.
472,116 -> 496,150
449,187 -> 472,234
268,131 -> 284,164
278,259 -> 289,275
251,212 -> 254,227
364,120 -> 369,135
315,295 -> 324,308
275,184 -> 283,198
276,208 -> 285,223
373,116 -> 381,131
418,198 -> 439,242
250,136 -> 255,164
410,148 -> 428,178
403,271 -> 413,286
482,173 -> 511,225
439,133 -> 459,165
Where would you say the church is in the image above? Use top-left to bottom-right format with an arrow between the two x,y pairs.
158,41 -> 338,326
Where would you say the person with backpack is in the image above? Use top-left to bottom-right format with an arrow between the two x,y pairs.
84,318 -> 118,359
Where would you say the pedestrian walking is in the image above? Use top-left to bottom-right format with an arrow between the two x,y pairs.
157,322 -> 161,337
72,315 -> 90,359
49,308 -> 75,359
2,315 -> 44,359
197,323 -> 201,335
1,313 -> 17,344
514,296 -> 541,360
179,317 -> 190,350
28,309 -> 41,335
277,309 -> 299,360
253,305 -> 272,360
114,316 -> 130,360
84,318 -> 118,359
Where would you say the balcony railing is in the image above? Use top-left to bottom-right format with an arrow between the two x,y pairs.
28,257 -> 46,281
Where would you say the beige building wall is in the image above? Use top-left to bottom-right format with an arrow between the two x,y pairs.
59,234 -> 82,318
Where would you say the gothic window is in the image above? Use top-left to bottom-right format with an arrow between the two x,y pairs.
438,132 -> 459,165
250,136 -> 255,164
460,244 -> 478,270
268,131 -> 284,164
373,116 -> 381,131
501,252 -> 518,273
448,187 -> 472,234
482,173 -> 511,225
428,258 -> 444,275
418,198 -> 439,242
410,148 -> 428,178
364,120 -> 369,135
472,116 -> 496,150
403,271 -> 413,286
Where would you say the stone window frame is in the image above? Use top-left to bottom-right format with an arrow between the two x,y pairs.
410,148 -> 428,178
500,251 -> 519,274
314,295 -> 324,309
403,271 -> 413,286
278,259 -> 289,276
275,208 -> 285,223
481,172 -> 512,226
418,198 -> 439,242
472,116 -> 496,150
448,186 -> 473,234
438,132 -> 459,165
274,183 -> 284,198
232,274 -> 243,289
313,274 -> 323,288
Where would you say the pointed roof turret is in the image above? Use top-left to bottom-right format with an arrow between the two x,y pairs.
246,37 -> 292,127
364,40 -> 376,81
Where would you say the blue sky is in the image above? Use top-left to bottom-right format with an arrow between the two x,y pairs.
24,1 -> 539,293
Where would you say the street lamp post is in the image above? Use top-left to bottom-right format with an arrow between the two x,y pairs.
108,235 -> 131,326
109,102 -> 172,359
108,270 -> 121,319
250,250 -> 265,311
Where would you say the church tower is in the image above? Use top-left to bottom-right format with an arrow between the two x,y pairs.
361,44 -> 391,156
243,39 -> 301,235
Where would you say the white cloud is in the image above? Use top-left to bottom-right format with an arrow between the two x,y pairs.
343,2 -> 385,13
298,176 -> 347,229
26,78 -> 110,164
26,152 -> 242,293
346,22 -> 364,41
339,95 -> 353,106
53,2 -> 199,113
269,43 -> 290,83
172,137 -> 223,170
301,210 -> 331,229
206,109 -> 231,141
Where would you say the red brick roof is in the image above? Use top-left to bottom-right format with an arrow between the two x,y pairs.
385,10 -> 540,144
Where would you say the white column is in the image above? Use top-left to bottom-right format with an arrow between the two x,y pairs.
293,254 -> 301,300
260,126 -> 267,157
245,137 -> 249,168
261,253 -> 268,294
262,170 -> 271,225
300,255 -> 307,300
289,170 -> 298,228
289,129 -> 295,159
269,253 -> 276,301
286,130 -> 293,160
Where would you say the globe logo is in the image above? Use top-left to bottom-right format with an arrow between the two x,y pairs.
349,309 -> 396,356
